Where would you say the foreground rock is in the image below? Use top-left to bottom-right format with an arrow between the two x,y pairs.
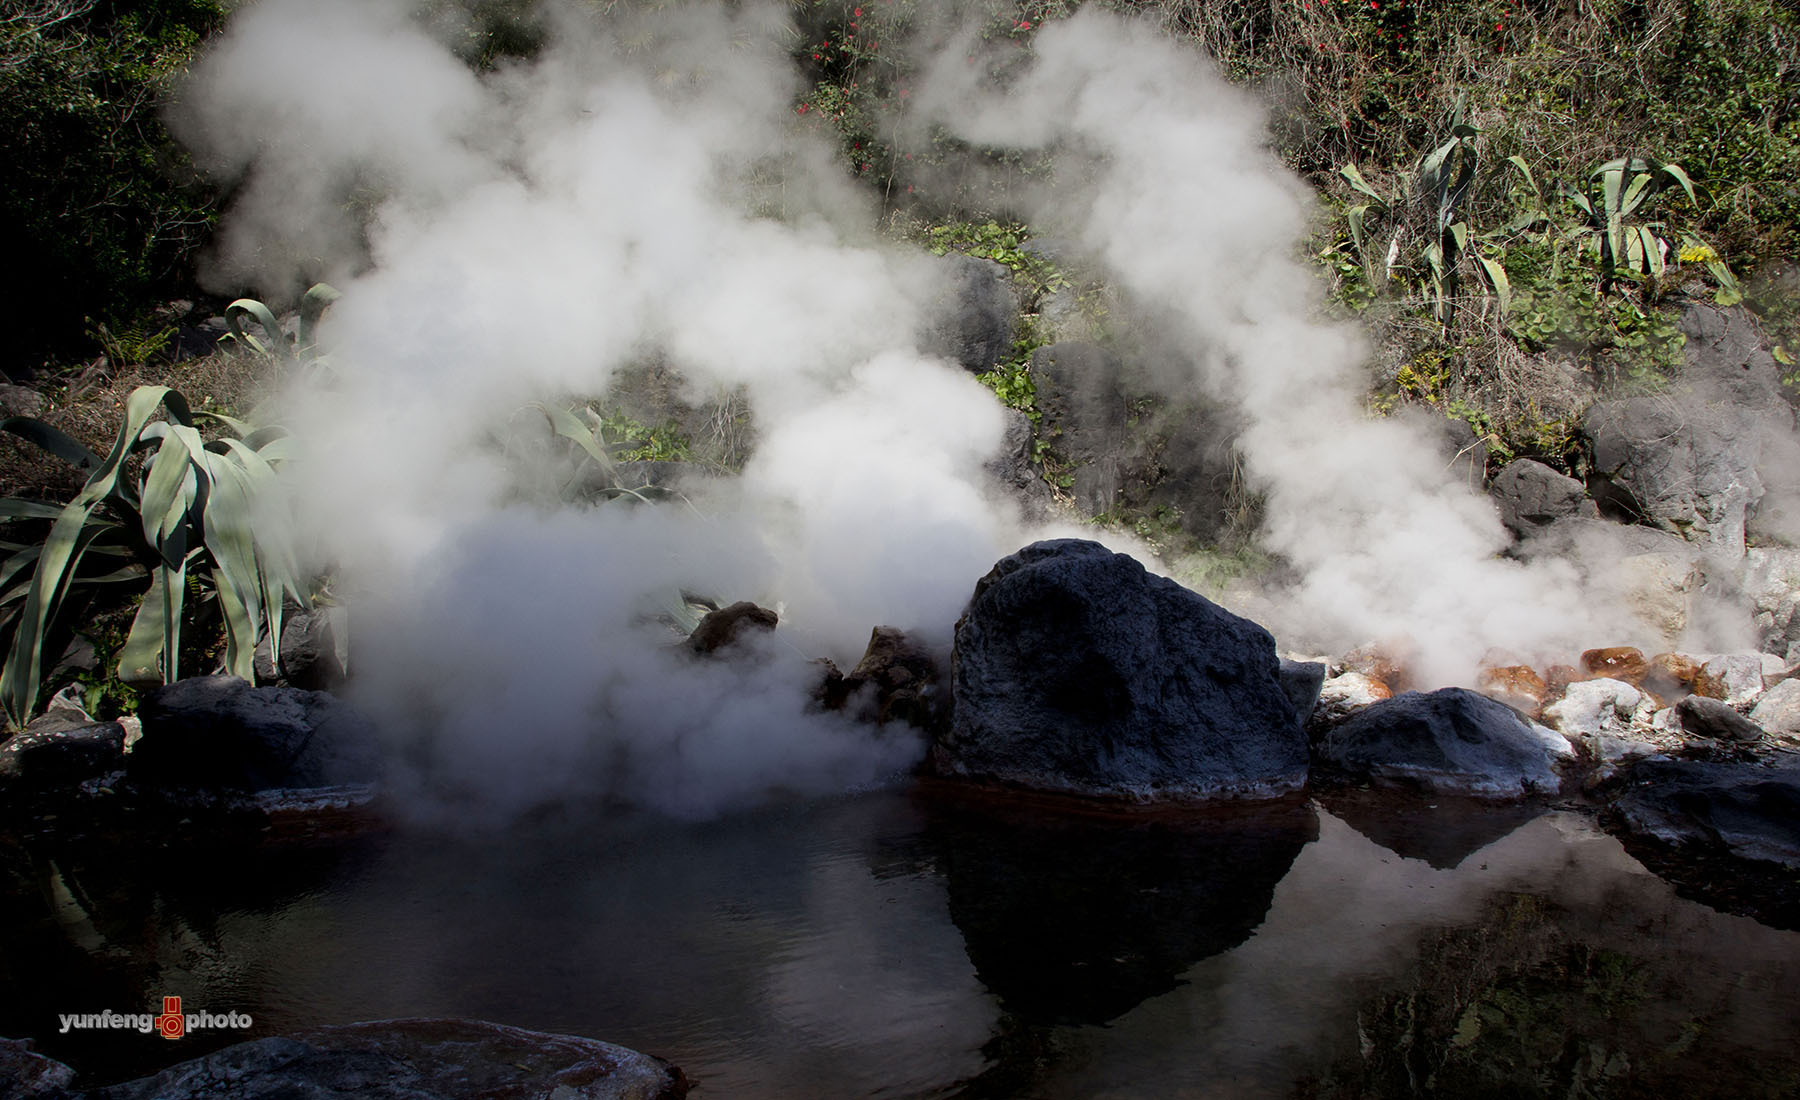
67,1019 -> 685,1099
1488,458 -> 1594,537
940,539 -> 1306,800
816,626 -> 947,732
1603,758 -> 1800,928
1315,688 -> 1571,798
131,675 -> 380,794
687,600 -> 778,655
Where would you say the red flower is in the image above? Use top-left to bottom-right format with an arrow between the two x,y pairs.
854,6 -> 862,14
1019,19 -> 1032,28
797,103 -> 808,114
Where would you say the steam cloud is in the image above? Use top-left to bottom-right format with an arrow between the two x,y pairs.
171,0 -> 1726,818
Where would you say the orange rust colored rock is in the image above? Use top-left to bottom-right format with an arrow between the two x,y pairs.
1692,668 -> 1728,700
1343,643 -> 1412,694
1642,652 -> 1702,706
1579,646 -> 1648,687
1476,665 -> 1549,716
1542,664 -> 1582,702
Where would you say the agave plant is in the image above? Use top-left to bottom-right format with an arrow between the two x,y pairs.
223,283 -> 341,360
1561,156 -> 1739,302
1341,108 -> 1513,328
0,386 -> 308,728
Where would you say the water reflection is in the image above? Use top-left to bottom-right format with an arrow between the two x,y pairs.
925,795 -> 1316,1025
1,791 -> 1798,1099
1319,790 -> 1545,870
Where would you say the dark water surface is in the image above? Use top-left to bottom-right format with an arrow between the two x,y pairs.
4,787 -> 1799,1098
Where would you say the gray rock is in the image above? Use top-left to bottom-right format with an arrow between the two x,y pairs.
1583,397 -> 1762,555
1607,758 -> 1800,869
1307,672 -> 1392,740
86,1018 -> 685,1100
842,626 -> 945,731
1279,660 -> 1327,729
1316,688 -> 1572,798
1750,676 -> 1800,740
1674,694 -> 1763,741
1679,302 -> 1794,424
0,1037 -> 73,1098
687,601 -> 777,655
984,407 -> 1052,520
131,675 -> 380,792
1031,342 -> 1130,515
1516,517 -> 1707,646
1488,458 -> 1594,537
924,254 -> 1017,373
0,384 -> 46,419
1541,677 -> 1641,740
1696,652 -> 1767,705
940,539 -> 1306,800
1741,547 -> 1800,656
253,608 -> 347,690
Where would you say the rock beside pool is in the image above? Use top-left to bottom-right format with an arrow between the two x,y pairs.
79,1018 -> 687,1100
0,1037 -> 73,1097
130,675 -> 381,793
1315,688 -> 1572,798
940,539 -> 1306,800
1605,759 -> 1800,869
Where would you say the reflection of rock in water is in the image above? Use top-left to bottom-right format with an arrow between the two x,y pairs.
1297,888 -> 1800,1100
925,794 -> 1316,1025
1321,790 -> 1544,870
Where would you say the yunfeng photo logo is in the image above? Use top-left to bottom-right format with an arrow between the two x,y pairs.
56,997 -> 253,1040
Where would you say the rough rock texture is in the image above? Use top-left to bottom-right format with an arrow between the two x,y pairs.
1679,302 -> 1794,424
924,254 -> 1017,373
1315,688 -> 1571,798
1541,678 -> 1642,741
1582,397 -> 1762,555
941,540 -> 1306,799
1488,458 -> 1594,537
1518,518 -> 1706,645
0,721 -> 124,791
131,675 -> 380,792
1030,342 -> 1129,516
1607,759 -> 1800,868
253,608 -> 347,690
1398,408 -> 1486,492
1475,664 -> 1548,715
0,1038 -> 73,1098
1741,547 -> 1800,656
1579,646 -> 1648,686
984,407 -> 1053,520
1643,652 -> 1703,705
687,601 -> 778,655
1278,660 -> 1327,729
1750,677 -> 1800,741
84,1019 -> 686,1100
1675,694 -> 1763,742
1693,652 -> 1767,705
1307,672 -> 1392,739
842,626 -> 945,731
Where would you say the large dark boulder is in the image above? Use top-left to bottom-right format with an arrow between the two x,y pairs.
130,675 -> 380,793
1488,458 -> 1594,537
938,539 -> 1307,799
687,601 -> 778,655
1602,758 -> 1800,928
83,1019 -> 686,1100
923,253 -> 1017,373
252,607 -> 347,690
0,722 -> 124,792
1315,688 -> 1571,798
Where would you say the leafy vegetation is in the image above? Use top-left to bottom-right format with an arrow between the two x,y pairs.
0,384 -> 305,729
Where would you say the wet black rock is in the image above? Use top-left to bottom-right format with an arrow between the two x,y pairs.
1488,458 -> 1594,537
1315,688 -> 1571,798
0,722 -> 124,793
80,1018 -> 686,1100
1675,694 -> 1764,742
815,627 -> 946,732
131,675 -> 380,793
939,539 -> 1306,799
687,601 -> 778,655
1603,758 -> 1800,928
984,407 -> 1052,520
1607,758 -> 1800,868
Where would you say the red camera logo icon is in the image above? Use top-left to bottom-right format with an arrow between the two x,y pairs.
156,996 -> 184,1039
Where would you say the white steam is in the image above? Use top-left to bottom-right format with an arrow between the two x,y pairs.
172,1 -> 1726,817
